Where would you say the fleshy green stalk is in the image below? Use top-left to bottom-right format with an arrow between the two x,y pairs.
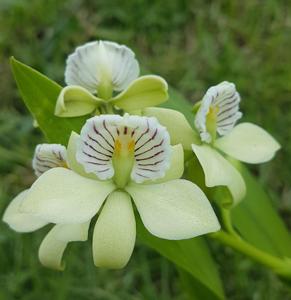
210,230 -> 291,278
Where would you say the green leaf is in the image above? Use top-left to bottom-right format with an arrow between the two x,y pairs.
179,269 -> 221,300
136,219 -> 225,300
10,57 -> 87,145
232,164 -> 291,257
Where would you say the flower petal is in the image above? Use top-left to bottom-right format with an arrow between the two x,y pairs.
21,168 -> 115,223
55,85 -> 103,117
92,191 -> 136,269
144,144 -> 184,184
77,115 -> 172,184
39,222 -> 90,270
32,143 -> 67,177
126,180 -> 220,240
194,81 -> 242,143
67,131 -> 99,180
192,144 -> 246,205
2,190 -> 48,232
65,41 -> 139,94
215,122 -> 281,164
142,107 -> 198,150
111,75 -> 168,111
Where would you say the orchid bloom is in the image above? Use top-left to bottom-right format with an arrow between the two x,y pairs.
143,81 -> 281,206
4,115 -> 220,270
2,144 -> 89,270
55,41 -> 168,117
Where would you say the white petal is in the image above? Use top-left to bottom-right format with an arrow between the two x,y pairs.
67,131 -> 100,180
77,114 -> 172,183
39,222 -> 90,270
126,180 -> 220,240
143,107 -> 197,150
215,122 -> 281,164
144,144 -> 184,184
129,115 -> 171,183
32,144 -> 67,177
194,81 -> 242,143
192,144 -> 246,205
2,190 -> 48,232
21,168 -> 115,223
77,115 -> 122,180
92,191 -> 136,269
65,41 -> 139,94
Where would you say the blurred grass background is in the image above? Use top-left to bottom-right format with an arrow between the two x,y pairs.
0,0 -> 291,299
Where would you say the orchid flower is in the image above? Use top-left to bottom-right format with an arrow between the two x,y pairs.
7,114 -> 220,270
2,144 -> 90,270
143,81 -> 281,206
55,41 -> 168,117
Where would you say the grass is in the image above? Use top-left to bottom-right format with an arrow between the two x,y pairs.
0,0 -> 291,299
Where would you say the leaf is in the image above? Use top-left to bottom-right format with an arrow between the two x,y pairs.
10,57 -> 87,145
136,219 -> 225,300
179,269 -> 220,300
232,164 -> 291,257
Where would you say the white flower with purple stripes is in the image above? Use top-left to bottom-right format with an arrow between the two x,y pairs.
142,81 -> 281,206
194,81 -> 242,143
55,40 -> 168,117
12,114 -> 220,270
32,144 -> 67,177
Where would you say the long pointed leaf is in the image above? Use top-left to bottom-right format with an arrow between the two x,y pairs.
10,57 -> 86,145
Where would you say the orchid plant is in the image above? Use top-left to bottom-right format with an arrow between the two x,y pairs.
3,40 -> 291,295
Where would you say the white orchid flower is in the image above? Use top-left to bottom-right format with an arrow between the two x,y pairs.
55,41 -> 168,117
13,114 -> 220,270
143,81 -> 281,206
2,144 -> 90,270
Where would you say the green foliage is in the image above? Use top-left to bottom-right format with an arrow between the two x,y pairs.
232,165 -> 291,257
137,220 -> 224,300
10,58 -> 87,145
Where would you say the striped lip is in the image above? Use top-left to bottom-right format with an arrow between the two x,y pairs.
32,144 -> 67,177
76,114 -> 171,183
194,81 -> 242,143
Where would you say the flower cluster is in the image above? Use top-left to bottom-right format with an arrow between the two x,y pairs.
3,40 -> 280,270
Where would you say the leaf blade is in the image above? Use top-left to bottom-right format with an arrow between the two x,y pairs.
10,57 -> 86,145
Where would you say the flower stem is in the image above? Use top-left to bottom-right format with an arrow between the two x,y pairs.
220,208 -> 241,239
210,230 -> 291,278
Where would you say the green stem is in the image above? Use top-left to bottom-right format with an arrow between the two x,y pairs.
210,230 -> 291,278
220,208 -> 241,238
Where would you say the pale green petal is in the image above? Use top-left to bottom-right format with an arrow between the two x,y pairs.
126,180 -> 220,240
39,222 -> 90,270
21,168 -> 115,223
142,107 -> 198,150
93,191 -> 136,269
111,75 -> 168,111
144,144 -> 184,184
67,131 -> 99,180
55,85 -> 103,117
215,122 -> 281,164
2,190 -> 48,232
192,144 -> 246,205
